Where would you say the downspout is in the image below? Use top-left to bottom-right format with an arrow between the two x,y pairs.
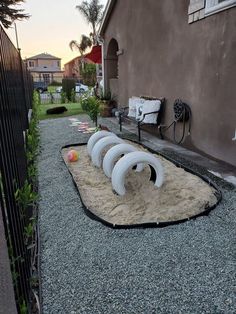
102,40 -> 105,95
98,37 -> 105,95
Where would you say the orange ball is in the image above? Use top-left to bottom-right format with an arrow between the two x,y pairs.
67,150 -> 79,162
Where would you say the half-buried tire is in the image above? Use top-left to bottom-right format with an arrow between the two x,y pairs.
87,130 -> 117,156
103,143 -> 144,178
91,136 -> 124,168
112,151 -> 164,196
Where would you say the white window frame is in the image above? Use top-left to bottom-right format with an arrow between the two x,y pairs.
205,0 -> 236,16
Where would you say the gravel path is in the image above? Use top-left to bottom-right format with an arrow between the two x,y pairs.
39,115 -> 236,314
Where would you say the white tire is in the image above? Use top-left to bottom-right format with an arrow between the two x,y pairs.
103,143 -> 144,178
87,131 -> 117,156
91,136 -> 124,167
112,151 -> 164,196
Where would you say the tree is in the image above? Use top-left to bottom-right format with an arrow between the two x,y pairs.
69,34 -> 92,71
81,63 -> 96,86
76,0 -> 104,44
0,0 -> 29,28
69,34 -> 92,56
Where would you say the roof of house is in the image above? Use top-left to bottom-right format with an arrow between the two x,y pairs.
27,53 -> 61,60
64,55 -> 82,66
64,54 -> 94,66
99,0 -> 117,36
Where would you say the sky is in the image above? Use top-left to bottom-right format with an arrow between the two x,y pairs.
5,0 -> 108,68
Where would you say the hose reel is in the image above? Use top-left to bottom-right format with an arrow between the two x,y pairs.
160,99 -> 192,144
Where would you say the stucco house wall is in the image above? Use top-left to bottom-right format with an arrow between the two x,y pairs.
37,59 -> 61,68
101,0 -> 236,167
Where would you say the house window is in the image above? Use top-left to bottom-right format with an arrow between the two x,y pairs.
188,0 -> 236,23
205,0 -> 236,16
28,61 -> 34,67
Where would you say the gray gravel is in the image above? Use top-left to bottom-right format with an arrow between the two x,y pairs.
38,115 -> 236,314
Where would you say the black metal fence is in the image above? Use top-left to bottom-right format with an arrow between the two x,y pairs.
0,25 -> 33,311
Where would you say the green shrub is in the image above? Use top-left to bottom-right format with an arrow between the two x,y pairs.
71,89 -> 76,103
60,91 -> 66,103
81,63 -> 96,86
48,81 -> 62,86
99,89 -> 117,102
15,180 -> 38,218
62,79 -> 75,101
80,96 -> 100,126
27,91 -> 40,166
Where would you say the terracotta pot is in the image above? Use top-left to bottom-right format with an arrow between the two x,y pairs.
100,100 -> 113,117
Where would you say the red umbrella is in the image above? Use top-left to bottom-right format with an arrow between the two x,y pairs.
85,45 -> 102,64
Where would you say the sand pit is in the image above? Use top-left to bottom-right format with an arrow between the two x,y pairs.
62,140 -> 219,227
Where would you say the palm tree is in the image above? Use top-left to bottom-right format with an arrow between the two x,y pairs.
69,34 -> 92,56
76,0 -> 104,44
0,0 -> 29,28
69,34 -> 92,71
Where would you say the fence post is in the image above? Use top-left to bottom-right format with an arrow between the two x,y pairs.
0,207 -> 17,314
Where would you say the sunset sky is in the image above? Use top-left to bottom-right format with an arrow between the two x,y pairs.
5,0 -> 108,67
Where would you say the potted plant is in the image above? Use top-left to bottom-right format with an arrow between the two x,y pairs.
99,89 -> 117,117
80,96 -> 100,126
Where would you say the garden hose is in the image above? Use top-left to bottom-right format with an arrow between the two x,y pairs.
160,99 -> 191,145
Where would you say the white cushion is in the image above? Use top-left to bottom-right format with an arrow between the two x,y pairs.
133,97 -> 145,120
140,100 -> 161,124
127,98 -> 136,118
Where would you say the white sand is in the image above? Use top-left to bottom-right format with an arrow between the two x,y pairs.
62,141 -> 217,225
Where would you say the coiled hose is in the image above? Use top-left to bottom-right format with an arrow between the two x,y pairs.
159,99 -> 191,144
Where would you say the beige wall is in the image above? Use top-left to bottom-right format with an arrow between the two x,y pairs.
28,59 -> 61,70
37,59 -> 60,68
102,0 -> 236,167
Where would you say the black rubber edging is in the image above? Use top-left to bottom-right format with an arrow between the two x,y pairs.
61,138 -> 222,229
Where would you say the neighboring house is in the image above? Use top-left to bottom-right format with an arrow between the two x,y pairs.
26,53 -> 63,83
64,55 -> 81,79
99,0 -> 236,167
64,55 -> 95,80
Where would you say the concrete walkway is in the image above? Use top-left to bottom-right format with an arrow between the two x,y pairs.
107,117 -> 236,186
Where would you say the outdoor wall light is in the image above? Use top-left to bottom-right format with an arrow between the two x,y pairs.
116,49 -> 124,56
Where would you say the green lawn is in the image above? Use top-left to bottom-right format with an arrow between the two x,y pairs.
38,102 -> 85,120
47,85 -> 61,93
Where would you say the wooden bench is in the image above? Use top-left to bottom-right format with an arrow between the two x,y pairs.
117,96 -> 165,141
